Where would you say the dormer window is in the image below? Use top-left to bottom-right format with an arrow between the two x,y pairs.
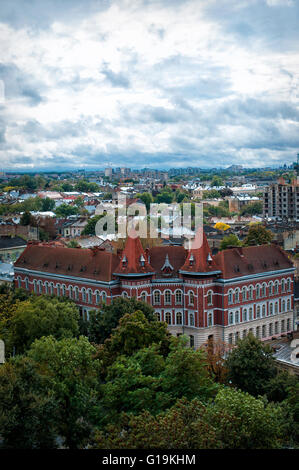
139,254 -> 145,267
161,253 -> 174,276
122,255 -> 128,266
189,253 -> 194,266
207,253 -> 212,265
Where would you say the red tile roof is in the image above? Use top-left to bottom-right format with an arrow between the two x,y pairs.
180,228 -> 220,274
14,242 -> 119,282
114,230 -> 155,276
213,244 -> 293,279
148,245 -> 187,277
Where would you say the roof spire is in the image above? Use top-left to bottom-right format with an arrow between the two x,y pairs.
114,230 -> 154,276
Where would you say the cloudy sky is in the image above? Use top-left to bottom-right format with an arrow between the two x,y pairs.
0,0 -> 298,170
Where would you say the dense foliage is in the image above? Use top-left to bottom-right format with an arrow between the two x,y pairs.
0,289 -> 297,449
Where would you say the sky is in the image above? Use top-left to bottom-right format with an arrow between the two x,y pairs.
0,0 -> 298,171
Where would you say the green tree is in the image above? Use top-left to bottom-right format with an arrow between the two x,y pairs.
41,197 -> 55,211
88,297 -> 156,344
28,336 -> 100,449
225,333 -> 277,397
210,176 -> 224,187
93,388 -> 285,449
55,203 -> 78,218
136,192 -> 153,212
20,211 -> 35,226
93,398 -> 222,449
220,233 -> 242,250
67,240 -> 79,248
206,387 -> 284,449
0,357 -> 58,449
7,296 -> 80,354
243,223 -> 273,246
240,201 -> 262,216
160,340 -> 217,403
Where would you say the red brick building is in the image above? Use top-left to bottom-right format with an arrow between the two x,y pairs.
14,231 -> 295,349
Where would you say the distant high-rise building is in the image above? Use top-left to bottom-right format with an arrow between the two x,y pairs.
105,167 -> 112,178
263,176 -> 299,220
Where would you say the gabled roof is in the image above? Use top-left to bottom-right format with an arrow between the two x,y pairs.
114,231 -> 155,277
180,228 -> 220,275
14,242 -> 119,282
213,244 -> 293,279
148,245 -> 187,277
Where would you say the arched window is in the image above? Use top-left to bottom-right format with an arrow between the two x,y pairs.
228,333 -> 233,344
189,312 -> 194,326
189,291 -> 194,306
242,287 -> 247,301
25,277 -> 29,290
274,280 -> 279,295
153,290 -> 161,305
262,325 -> 266,338
256,284 -> 261,299
248,286 -> 253,300
74,286 -> 79,301
269,282 -> 273,295
243,308 -> 247,322
270,303 -> 273,315
229,312 -> 234,325
82,288 -> 86,302
175,290 -> 183,305
176,312 -> 182,325
62,284 -> 66,297
261,283 -> 266,297
33,279 -> 37,293
164,290 -> 171,305
102,291 -> 107,303
281,279 -> 286,293
235,311 -> 240,323
256,326 -> 260,338
207,290 -> 213,306
242,330 -> 247,339
228,289 -> 233,304
122,291 -> 128,298
87,289 -> 93,304
56,283 -> 61,296
235,289 -> 240,303
69,285 -> 73,299
262,304 -> 266,317
155,312 -> 161,321
50,282 -> 54,295
281,300 -> 285,312
287,278 -> 291,291
95,290 -> 101,304
44,281 -> 49,295
207,312 -> 213,327
17,276 -> 22,288
269,323 -> 273,336
249,307 -> 253,320
165,311 -> 171,325
275,301 -> 278,314
256,305 -> 261,318
287,299 -> 291,311
140,291 -> 147,303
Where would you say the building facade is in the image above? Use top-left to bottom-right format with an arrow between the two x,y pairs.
14,231 -> 295,349
263,177 -> 299,220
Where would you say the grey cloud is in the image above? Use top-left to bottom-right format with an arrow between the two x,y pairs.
101,67 -> 130,88
0,63 -> 44,105
203,0 -> 299,52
